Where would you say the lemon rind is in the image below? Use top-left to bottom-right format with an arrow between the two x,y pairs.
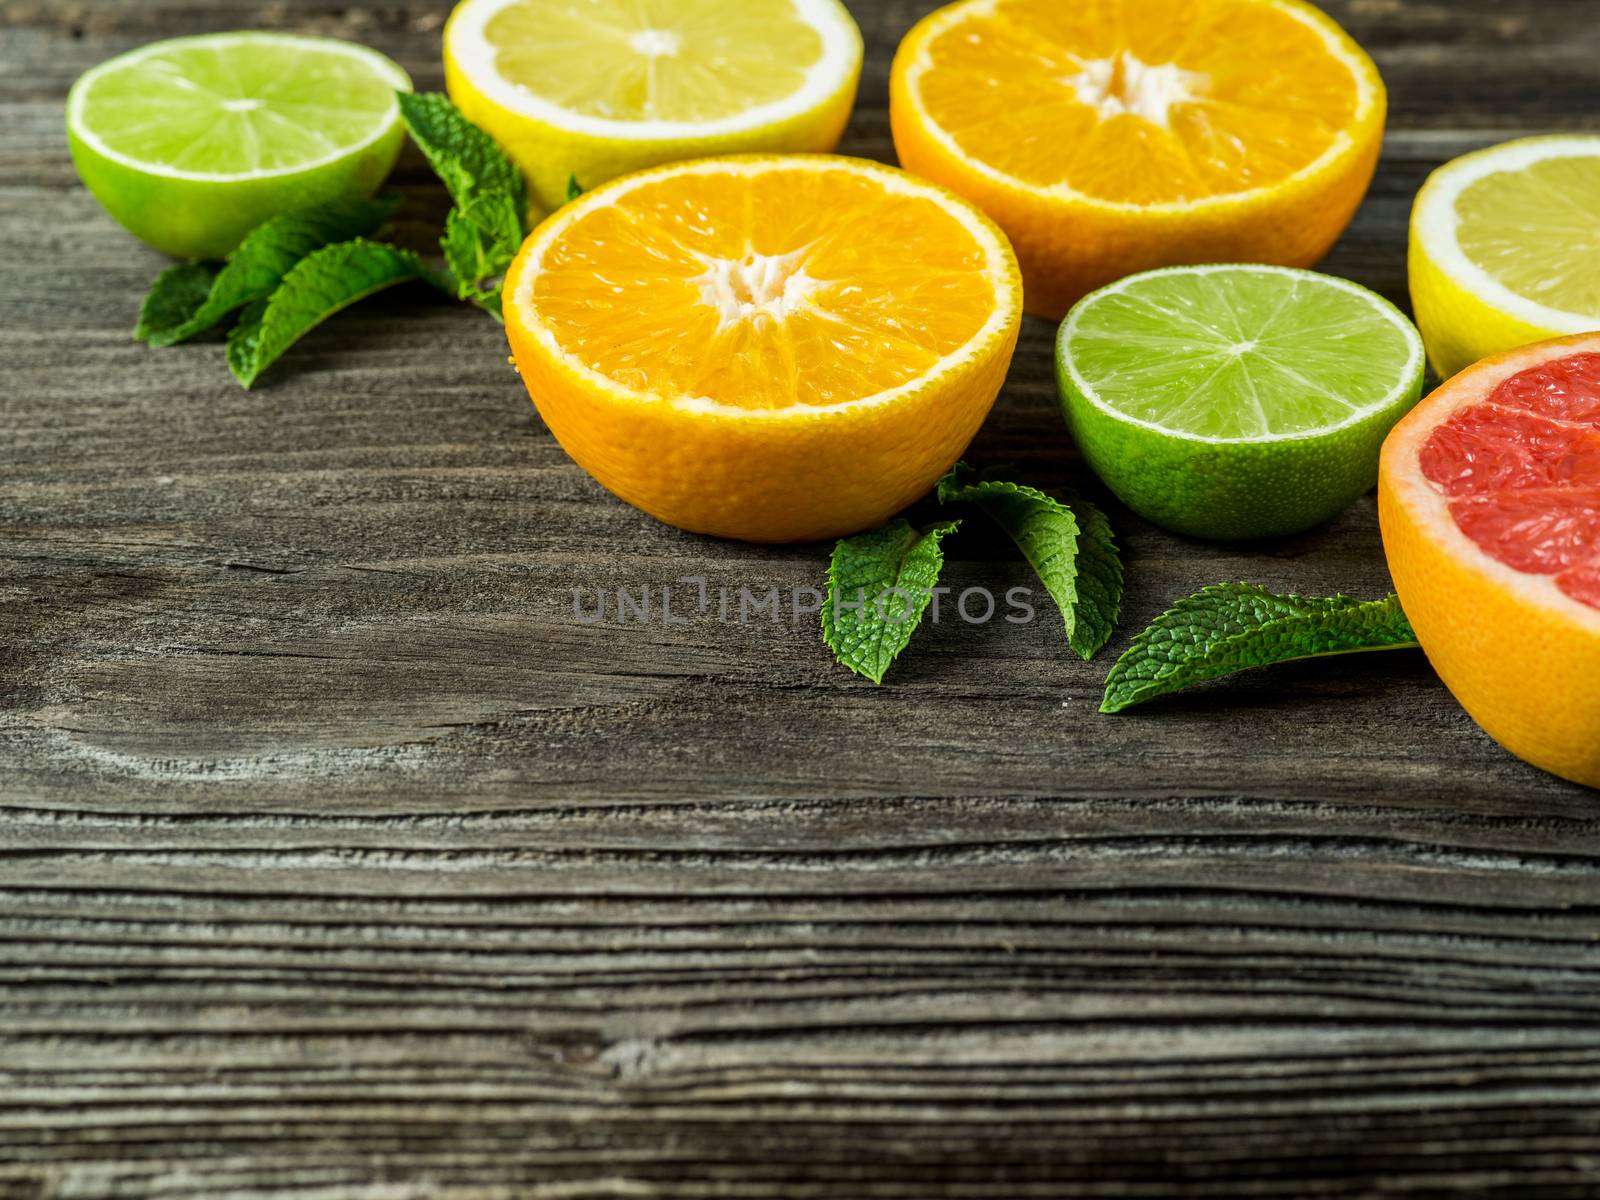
1413,135 -> 1600,339
445,0 -> 862,141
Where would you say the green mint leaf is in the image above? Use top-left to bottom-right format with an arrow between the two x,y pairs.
442,207 -> 489,296
566,174 -> 584,202
461,190 -> 524,254
226,239 -> 440,389
397,92 -> 527,319
822,519 -> 961,685
937,462 -> 1122,660
396,91 -> 527,229
136,196 -> 398,347
447,192 -> 524,314
135,262 -> 219,345
1100,584 -> 1419,714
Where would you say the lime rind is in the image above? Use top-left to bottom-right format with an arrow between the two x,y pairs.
67,32 -> 411,183
1060,264 -> 1425,443
1056,263 -> 1426,540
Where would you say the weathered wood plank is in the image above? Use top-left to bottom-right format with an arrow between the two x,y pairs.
3,0 -> 1600,1195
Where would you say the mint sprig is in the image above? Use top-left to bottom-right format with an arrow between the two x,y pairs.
395,92 -> 527,217
822,519 -> 961,684
937,462 -> 1122,660
134,93 -> 548,386
397,91 -> 529,317
227,240 -> 441,389
1100,584 -> 1418,714
135,195 -> 398,346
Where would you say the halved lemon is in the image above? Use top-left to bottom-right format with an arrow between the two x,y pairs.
444,0 -> 863,212
1410,135 -> 1600,380
503,155 -> 1023,543
891,0 -> 1386,319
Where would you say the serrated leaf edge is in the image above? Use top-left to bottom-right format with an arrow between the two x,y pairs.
1099,585 -> 1418,714
822,519 -> 961,685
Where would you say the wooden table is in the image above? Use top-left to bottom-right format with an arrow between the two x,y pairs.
5,1 -> 1600,1195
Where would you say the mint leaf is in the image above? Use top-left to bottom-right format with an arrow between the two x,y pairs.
442,207 -> 490,291
1100,584 -> 1418,714
441,206 -> 512,309
937,463 -> 1122,660
396,92 -> 527,220
442,192 -> 524,319
136,196 -> 398,347
226,239 -> 441,389
135,262 -> 218,345
397,92 -> 528,319
462,190 -> 523,252
823,519 -> 961,684
566,174 -> 584,203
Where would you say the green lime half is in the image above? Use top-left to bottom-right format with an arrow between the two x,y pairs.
1056,264 -> 1426,540
67,33 -> 412,260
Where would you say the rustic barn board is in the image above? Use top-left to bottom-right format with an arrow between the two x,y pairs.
3,0 -> 1600,1196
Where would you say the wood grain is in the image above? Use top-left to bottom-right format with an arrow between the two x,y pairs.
3,1 -> 1600,1195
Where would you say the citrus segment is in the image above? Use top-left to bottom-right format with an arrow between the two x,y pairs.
891,0 -> 1386,318
1410,136 -> 1600,379
1379,333 -> 1600,789
1056,264 -> 1424,540
67,33 -> 411,259
444,0 -> 862,211
504,155 -> 1023,542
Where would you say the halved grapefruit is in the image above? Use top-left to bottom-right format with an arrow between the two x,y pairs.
1379,333 -> 1600,789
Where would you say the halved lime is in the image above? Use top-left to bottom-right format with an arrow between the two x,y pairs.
68,33 -> 412,260
1057,264 -> 1426,540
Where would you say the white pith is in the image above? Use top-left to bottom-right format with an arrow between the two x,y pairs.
900,0 -> 1379,212
1385,332 -> 1600,633
630,29 -> 682,58
66,33 -> 411,183
511,156 -> 1021,420
1064,54 -> 1208,128
1414,135 -> 1600,335
694,248 -> 822,327
445,0 -> 862,140
1058,263 -> 1425,443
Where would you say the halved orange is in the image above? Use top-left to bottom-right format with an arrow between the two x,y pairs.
890,0 -> 1386,318
503,154 -> 1023,542
1379,333 -> 1600,789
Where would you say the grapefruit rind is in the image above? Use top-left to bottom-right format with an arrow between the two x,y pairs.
1379,332 -> 1600,789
